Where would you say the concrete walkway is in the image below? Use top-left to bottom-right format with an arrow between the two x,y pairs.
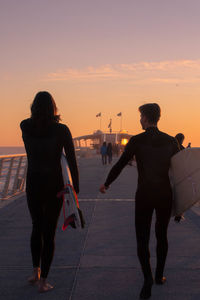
0,156 -> 200,299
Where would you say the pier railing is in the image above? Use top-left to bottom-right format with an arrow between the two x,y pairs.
0,154 -> 27,200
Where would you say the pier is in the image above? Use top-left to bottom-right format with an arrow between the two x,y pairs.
0,156 -> 200,299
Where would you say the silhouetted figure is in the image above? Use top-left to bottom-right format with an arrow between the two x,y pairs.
175,133 -> 185,150
107,143 -> 113,164
100,103 -> 179,299
20,91 -> 79,293
100,142 -> 107,165
174,133 -> 187,223
113,143 -> 120,157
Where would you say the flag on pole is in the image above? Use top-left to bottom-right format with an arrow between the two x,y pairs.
108,119 -> 112,128
117,112 -> 122,116
96,112 -> 101,117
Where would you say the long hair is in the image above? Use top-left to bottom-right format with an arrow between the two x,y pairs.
31,91 -> 61,124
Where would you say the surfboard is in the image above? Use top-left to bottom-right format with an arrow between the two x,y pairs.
57,154 -> 85,230
170,147 -> 200,216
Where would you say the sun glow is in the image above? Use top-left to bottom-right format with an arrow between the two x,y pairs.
121,138 -> 128,146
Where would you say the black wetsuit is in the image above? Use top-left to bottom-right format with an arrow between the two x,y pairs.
20,118 -> 79,278
104,127 -> 179,280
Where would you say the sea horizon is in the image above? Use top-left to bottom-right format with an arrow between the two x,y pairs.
0,146 -> 25,155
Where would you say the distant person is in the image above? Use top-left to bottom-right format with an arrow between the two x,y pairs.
20,91 -> 79,293
174,133 -> 188,223
107,142 -> 113,164
100,142 -> 107,165
100,103 -> 179,299
113,143 -> 120,157
116,143 -> 120,156
175,133 -> 185,150
175,133 -> 191,149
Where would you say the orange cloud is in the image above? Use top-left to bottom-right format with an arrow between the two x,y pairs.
44,59 -> 200,84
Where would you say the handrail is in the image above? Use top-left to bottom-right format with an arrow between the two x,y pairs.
0,153 -> 26,159
0,154 -> 27,200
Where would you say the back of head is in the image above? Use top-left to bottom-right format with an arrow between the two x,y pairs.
175,133 -> 185,145
31,91 -> 60,125
139,103 -> 161,124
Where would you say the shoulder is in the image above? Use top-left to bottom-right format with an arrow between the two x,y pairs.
20,118 -> 32,131
55,122 -> 73,138
129,132 -> 146,144
158,130 -> 177,142
157,131 -> 179,152
124,133 -> 144,151
54,122 -> 70,132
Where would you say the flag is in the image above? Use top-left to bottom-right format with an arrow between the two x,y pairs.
96,112 -> 101,117
108,119 -> 112,128
117,112 -> 122,116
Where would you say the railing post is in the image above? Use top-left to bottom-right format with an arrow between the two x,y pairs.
12,156 -> 23,193
21,158 -> 27,191
2,157 -> 14,199
0,158 -> 3,179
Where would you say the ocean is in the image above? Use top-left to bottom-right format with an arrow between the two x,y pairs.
0,147 -> 25,155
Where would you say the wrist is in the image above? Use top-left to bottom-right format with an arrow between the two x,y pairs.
104,183 -> 109,189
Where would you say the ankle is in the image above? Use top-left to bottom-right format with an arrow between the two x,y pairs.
144,276 -> 153,285
33,267 -> 40,277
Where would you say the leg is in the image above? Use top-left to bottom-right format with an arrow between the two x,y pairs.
27,194 -> 43,283
38,197 -> 62,292
135,201 -> 154,280
155,201 -> 172,281
135,200 -> 154,299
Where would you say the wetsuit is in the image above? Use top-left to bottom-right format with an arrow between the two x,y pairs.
20,118 -> 79,278
104,127 -> 179,280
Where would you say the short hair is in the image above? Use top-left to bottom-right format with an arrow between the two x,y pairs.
175,133 -> 185,144
139,103 -> 161,124
31,91 -> 60,123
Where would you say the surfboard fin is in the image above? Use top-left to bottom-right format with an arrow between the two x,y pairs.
78,208 -> 85,228
62,214 -> 76,231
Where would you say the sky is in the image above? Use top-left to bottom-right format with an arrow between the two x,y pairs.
1,0 -> 200,146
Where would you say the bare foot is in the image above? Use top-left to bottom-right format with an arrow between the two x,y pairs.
28,267 -> 40,285
38,278 -> 54,293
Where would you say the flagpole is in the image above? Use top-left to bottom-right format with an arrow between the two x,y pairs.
100,115 -> 102,131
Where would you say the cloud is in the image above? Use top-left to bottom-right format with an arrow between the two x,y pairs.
45,65 -> 121,81
44,59 -> 200,84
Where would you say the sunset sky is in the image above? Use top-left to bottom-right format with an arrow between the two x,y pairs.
1,0 -> 200,146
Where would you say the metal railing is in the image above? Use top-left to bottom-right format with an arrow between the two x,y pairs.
0,154 -> 27,200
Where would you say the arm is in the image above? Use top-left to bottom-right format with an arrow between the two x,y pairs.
100,137 -> 135,192
63,126 -> 79,194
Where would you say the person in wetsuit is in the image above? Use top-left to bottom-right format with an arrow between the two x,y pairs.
20,91 -> 79,293
100,103 -> 179,299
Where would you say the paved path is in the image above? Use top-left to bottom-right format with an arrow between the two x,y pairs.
0,156 -> 200,299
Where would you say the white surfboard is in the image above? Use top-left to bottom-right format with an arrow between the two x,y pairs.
59,154 -> 84,230
170,147 -> 200,216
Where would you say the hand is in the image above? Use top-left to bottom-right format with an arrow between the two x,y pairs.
174,215 -> 185,223
99,184 -> 107,193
